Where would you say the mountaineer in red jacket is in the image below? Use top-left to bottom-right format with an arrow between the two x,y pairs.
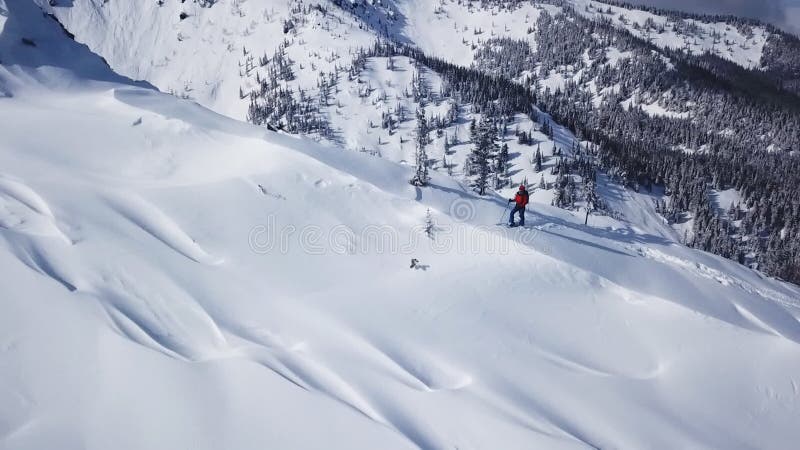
508,185 -> 529,227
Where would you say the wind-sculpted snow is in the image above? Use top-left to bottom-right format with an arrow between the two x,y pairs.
3,75 -> 799,449
2,6 -> 800,448
0,176 -> 71,243
104,192 -> 224,266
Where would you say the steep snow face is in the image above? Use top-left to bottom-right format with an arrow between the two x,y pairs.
571,0 -> 770,69
0,0 -> 141,88
34,0 -> 381,118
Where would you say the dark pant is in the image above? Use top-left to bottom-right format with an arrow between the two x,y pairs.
510,205 -> 525,226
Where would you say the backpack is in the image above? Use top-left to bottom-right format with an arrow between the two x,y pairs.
517,190 -> 529,206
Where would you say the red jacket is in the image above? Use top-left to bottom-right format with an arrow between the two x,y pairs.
514,189 -> 529,207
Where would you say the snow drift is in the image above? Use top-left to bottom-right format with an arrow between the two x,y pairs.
1,1 -> 800,449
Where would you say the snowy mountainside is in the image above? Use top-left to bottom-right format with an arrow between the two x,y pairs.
42,0 -> 799,152
3,29 -> 800,450
33,0 -> 384,117
393,0 -> 772,70
571,0 -> 770,69
36,0 -> 798,121
308,53 -> 575,203
390,1 -> 795,123
34,0 -> 768,114
374,0 -> 800,285
19,0 -> 621,233
394,0 -> 558,67
3,2 -> 800,448
0,0 -> 148,90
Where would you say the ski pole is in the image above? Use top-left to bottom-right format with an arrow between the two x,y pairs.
500,203 -> 511,223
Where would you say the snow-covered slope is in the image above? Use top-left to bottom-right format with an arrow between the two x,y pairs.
3,2 -> 800,449
571,0 -> 770,69
33,0 -> 787,147
0,0 -> 149,91
392,0 -> 770,70
36,0 -> 563,114
5,65 -> 800,450
396,0 -> 558,67
35,0 -> 781,113
33,0 -> 384,118
30,1 -> 582,202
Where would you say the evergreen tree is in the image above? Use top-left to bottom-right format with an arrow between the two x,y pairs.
496,143 -> 510,188
470,117 -> 498,195
534,145 -> 543,172
410,108 -> 430,186
424,208 -> 435,239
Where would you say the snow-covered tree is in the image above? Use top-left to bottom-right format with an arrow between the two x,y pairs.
410,109 -> 430,186
470,117 -> 499,196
